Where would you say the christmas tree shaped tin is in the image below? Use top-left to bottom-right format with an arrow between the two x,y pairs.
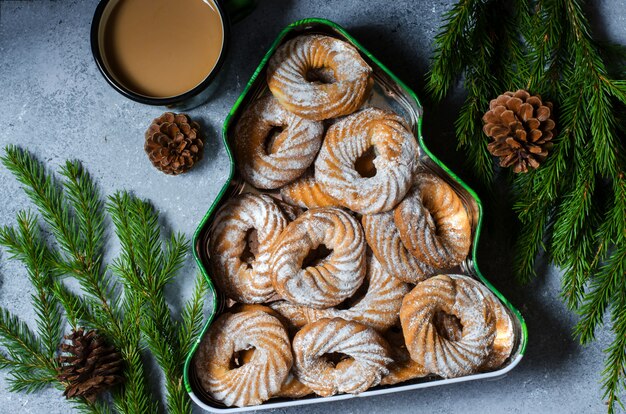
184,18 -> 528,412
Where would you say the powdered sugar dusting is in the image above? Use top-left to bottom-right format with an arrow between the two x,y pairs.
449,274 -> 514,369
196,27 -> 504,405
270,255 -> 408,331
362,210 -> 437,283
292,318 -> 392,396
234,94 -> 324,189
270,208 -> 366,308
193,310 -> 292,407
267,35 -> 373,120
399,275 -> 496,378
315,107 -> 419,214
395,173 -> 471,268
209,194 -> 288,303
280,172 -> 342,209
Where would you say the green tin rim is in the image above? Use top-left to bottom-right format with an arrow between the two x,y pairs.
184,17 -> 528,395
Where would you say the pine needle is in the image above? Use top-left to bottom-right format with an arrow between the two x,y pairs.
114,294 -> 159,414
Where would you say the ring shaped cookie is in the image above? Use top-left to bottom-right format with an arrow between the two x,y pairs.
267,35 -> 373,121
292,318 -> 392,396
315,108 -> 419,214
394,173 -> 471,268
271,208 -> 366,308
194,309 -> 293,407
270,207 -> 366,309
270,255 -> 408,331
209,194 -> 288,303
400,275 -> 496,378
228,305 -> 314,398
362,209 -> 436,283
445,275 -> 514,370
234,95 -> 324,189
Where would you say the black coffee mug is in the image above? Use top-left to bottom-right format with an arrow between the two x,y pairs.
91,0 -> 255,110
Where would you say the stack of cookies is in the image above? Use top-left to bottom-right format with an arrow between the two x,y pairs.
193,34 -> 515,408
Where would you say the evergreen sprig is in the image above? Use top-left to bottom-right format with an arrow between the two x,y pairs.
427,0 -> 529,185
0,212 -> 61,393
428,0 -> 626,411
0,146 -> 208,413
107,193 -> 204,414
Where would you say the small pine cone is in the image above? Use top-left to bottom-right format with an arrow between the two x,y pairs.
482,90 -> 556,173
57,328 -> 124,403
145,112 -> 204,175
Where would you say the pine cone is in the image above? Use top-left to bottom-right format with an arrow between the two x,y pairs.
482,90 -> 556,173
145,112 -> 204,175
57,329 -> 124,403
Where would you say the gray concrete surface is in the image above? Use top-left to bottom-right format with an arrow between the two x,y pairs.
1,0 -> 625,413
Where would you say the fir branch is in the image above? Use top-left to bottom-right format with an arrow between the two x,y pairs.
1,148 -> 206,412
178,273 -> 209,359
530,76 -> 586,204
511,200 -> 552,283
558,206 -> 603,309
161,233 -> 189,289
141,317 -> 188,414
455,74 -> 496,184
562,0 -> 618,176
430,0 -> 529,185
125,197 -> 165,291
601,250 -> 626,413
519,2 -> 626,405
524,0 -> 567,96
106,193 -> 141,293
1,146 -> 81,260
574,173 -> 626,343
1,147 -> 124,345
0,307 -> 59,395
114,294 -> 159,414
575,245 -> 626,345
0,213 -> 63,367
605,171 -> 626,242
589,81 -> 618,175
108,194 -> 194,414
428,1 -> 626,409
549,146 -> 595,267
426,0 -> 480,102
70,398 -> 114,414
6,369 -> 59,393
0,308 -> 48,370
52,281 -> 99,331
2,212 -> 64,360
0,351 -> 18,369
59,160 -> 106,274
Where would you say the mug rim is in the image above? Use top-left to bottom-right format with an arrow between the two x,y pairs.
90,0 -> 230,106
